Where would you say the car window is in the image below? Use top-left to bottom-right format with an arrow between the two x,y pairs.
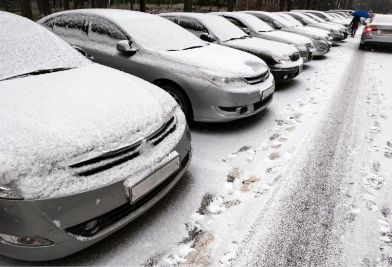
89,17 -> 128,47
164,16 -> 179,24
42,17 -> 55,30
178,18 -> 208,37
53,14 -> 89,42
254,14 -> 273,24
225,17 -> 246,28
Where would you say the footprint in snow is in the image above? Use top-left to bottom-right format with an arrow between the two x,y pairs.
370,127 -> 381,134
268,152 -> 280,161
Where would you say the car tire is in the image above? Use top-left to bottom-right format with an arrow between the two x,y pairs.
359,43 -> 365,50
159,83 -> 193,123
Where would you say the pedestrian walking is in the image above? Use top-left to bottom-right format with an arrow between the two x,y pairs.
349,15 -> 361,37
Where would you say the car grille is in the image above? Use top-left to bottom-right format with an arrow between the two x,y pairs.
65,153 -> 190,237
290,52 -> 300,61
244,70 -> 269,84
68,117 -> 176,177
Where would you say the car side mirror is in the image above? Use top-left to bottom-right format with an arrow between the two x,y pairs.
301,18 -> 309,25
117,40 -> 138,55
200,33 -> 216,42
241,27 -> 251,34
272,20 -> 282,29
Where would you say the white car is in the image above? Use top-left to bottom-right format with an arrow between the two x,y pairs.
360,14 -> 392,50
0,11 -> 191,261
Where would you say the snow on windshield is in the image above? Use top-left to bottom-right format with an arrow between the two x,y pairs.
0,11 -> 90,81
119,16 -> 206,51
201,15 -> 247,42
294,13 -> 318,24
236,13 -> 274,32
266,12 -> 296,27
278,13 -> 302,26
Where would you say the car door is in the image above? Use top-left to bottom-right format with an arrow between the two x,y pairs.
86,17 -> 139,76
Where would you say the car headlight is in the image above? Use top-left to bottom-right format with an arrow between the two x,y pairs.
0,233 -> 53,247
0,184 -> 23,200
272,54 -> 291,64
210,76 -> 246,84
312,35 -> 322,40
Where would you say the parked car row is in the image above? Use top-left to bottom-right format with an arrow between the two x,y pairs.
0,9 -> 349,261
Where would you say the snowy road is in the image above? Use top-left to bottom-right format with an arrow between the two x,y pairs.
1,33 -> 392,266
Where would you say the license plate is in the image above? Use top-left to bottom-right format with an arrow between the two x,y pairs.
130,152 -> 180,204
262,85 -> 275,100
302,56 -> 307,61
299,64 -> 304,74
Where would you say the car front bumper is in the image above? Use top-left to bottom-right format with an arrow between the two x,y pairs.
0,126 -> 192,261
270,64 -> 303,83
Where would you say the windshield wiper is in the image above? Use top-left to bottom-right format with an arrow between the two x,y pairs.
182,45 -> 203,50
224,36 -> 248,42
1,67 -> 74,81
166,49 -> 180,52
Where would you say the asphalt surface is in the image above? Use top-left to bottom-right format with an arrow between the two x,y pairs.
233,41 -> 375,266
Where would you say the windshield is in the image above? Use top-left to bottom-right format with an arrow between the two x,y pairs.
120,17 -> 206,51
313,12 -> 331,21
305,13 -> 327,23
292,13 -> 319,24
266,12 -> 297,27
0,12 -> 89,81
202,15 -> 248,42
238,14 -> 274,32
278,13 -> 302,26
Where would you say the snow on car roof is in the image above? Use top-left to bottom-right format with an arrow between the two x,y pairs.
372,15 -> 392,25
0,11 -> 90,81
212,12 -> 274,33
161,12 -> 247,42
40,9 -> 206,52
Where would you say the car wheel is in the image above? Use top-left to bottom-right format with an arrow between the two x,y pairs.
359,43 -> 365,50
159,84 -> 193,123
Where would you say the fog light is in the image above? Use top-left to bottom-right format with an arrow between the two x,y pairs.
0,233 -> 53,247
318,47 -> 326,51
84,220 -> 99,235
282,75 -> 288,80
236,106 -> 248,115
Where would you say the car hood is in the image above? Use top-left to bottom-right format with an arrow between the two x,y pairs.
0,64 -> 178,188
152,43 -> 269,79
224,37 -> 298,64
257,30 -> 312,46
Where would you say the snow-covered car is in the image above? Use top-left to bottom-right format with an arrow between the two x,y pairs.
292,10 -> 351,27
212,12 -> 315,63
279,12 -> 346,43
360,15 -> 392,50
39,10 -> 275,123
299,12 -> 349,38
0,11 -> 192,261
160,13 -> 303,83
242,11 -> 332,56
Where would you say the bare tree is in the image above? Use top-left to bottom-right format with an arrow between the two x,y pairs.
140,0 -> 146,11
21,0 -> 33,19
255,0 -> 261,10
184,0 -> 192,11
279,0 -> 286,11
228,0 -> 235,11
64,0 -> 69,8
40,0 -> 51,14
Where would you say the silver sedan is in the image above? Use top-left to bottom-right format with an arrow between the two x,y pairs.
360,15 -> 392,49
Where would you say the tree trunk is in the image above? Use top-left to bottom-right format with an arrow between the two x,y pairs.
21,0 -> 33,19
184,0 -> 192,12
279,0 -> 286,11
77,0 -> 84,8
63,0 -> 69,8
140,0 -> 145,11
227,0 -> 235,11
255,0 -> 261,10
287,0 -> 291,10
36,0 -> 44,14
306,0 -> 311,9
346,0 -> 353,9
42,0 -> 51,14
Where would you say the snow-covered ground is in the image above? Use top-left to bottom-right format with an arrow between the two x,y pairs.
1,30 -> 392,266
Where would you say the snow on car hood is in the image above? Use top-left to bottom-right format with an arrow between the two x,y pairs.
225,37 -> 298,61
0,64 -> 180,198
259,30 -> 312,46
145,43 -> 268,79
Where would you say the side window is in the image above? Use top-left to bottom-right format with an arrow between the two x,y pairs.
224,16 -> 248,32
88,17 -> 128,47
53,15 -> 88,40
164,16 -> 179,24
42,18 -> 54,30
178,18 -> 207,38
256,14 -> 272,25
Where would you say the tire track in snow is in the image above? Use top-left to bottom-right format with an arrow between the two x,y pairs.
232,46 -> 369,266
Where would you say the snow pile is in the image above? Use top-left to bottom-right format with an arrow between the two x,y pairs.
0,11 -> 90,81
0,63 -> 184,199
